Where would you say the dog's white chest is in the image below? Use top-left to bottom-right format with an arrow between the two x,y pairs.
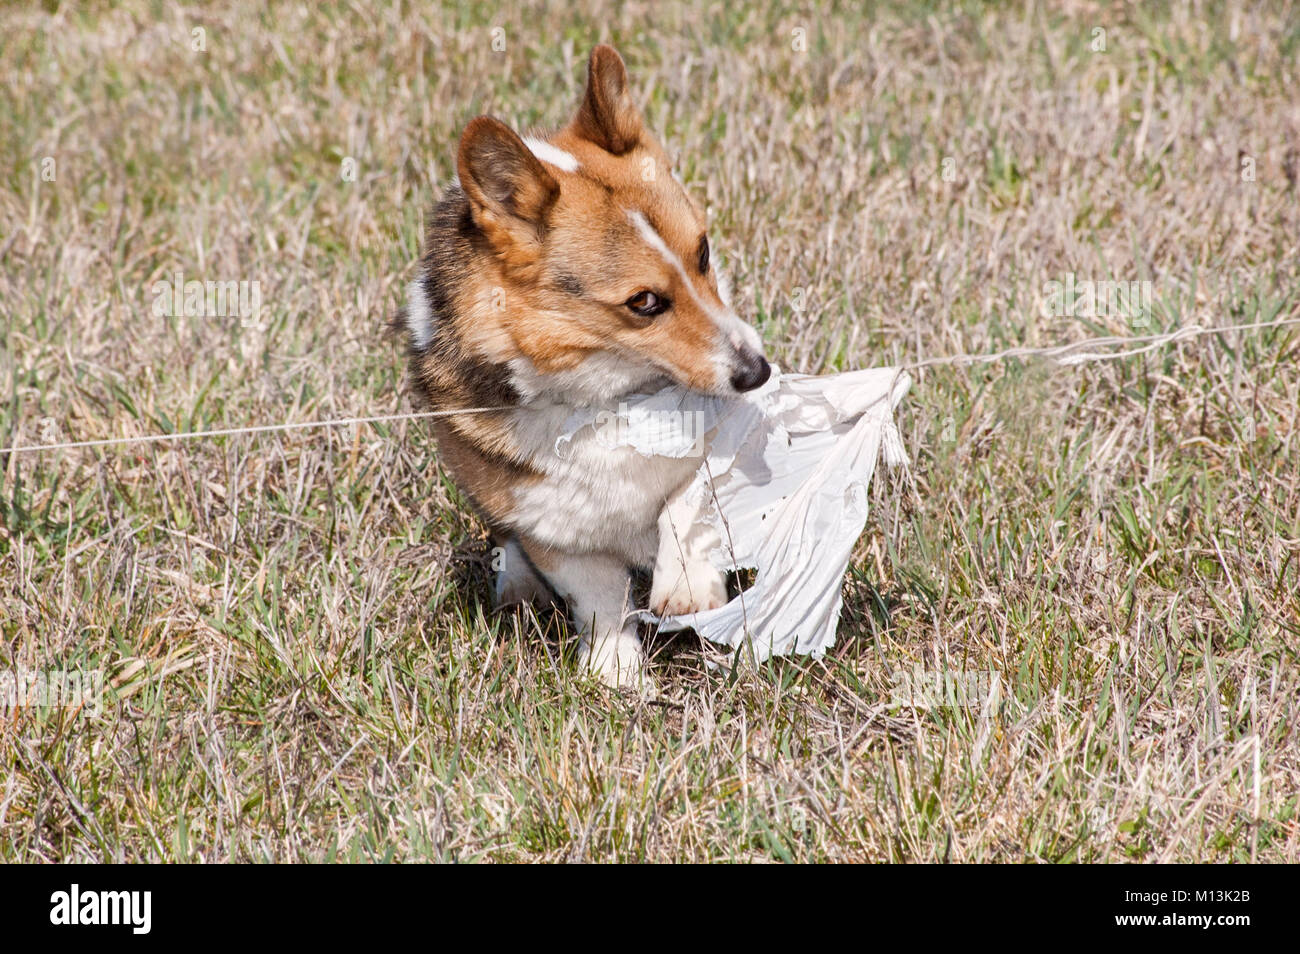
503,401 -> 698,564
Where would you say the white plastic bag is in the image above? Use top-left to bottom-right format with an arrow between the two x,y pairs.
561,366 -> 912,662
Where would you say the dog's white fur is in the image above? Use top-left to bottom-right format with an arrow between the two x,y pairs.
500,390 -> 724,687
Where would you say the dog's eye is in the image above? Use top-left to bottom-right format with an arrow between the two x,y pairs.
697,236 -> 709,275
625,291 -> 670,317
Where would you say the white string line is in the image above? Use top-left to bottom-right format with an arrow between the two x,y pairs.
855,315 -> 1300,424
900,316 -> 1300,371
2,315 -> 1297,457
0,407 -> 509,456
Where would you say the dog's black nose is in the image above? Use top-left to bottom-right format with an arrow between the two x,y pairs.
730,352 -> 771,392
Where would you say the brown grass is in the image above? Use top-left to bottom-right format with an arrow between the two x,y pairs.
1,0 -> 1298,861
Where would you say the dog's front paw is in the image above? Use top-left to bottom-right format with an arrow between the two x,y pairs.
650,561 -> 727,616
580,629 -> 647,690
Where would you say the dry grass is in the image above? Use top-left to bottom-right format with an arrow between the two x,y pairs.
2,0 -> 1298,862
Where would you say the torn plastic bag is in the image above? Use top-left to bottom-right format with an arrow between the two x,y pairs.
556,366 -> 911,662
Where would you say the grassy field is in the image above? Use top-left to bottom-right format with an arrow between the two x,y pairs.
2,0 -> 1298,862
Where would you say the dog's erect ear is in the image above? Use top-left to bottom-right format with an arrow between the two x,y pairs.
458,116 -> 559,238
572,45 -> 643,155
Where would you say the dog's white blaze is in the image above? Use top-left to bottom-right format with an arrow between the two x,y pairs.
716,267 -> 733,309
626,211 -> 758,353
405,278 -> 434,349
523,137 -> 580,173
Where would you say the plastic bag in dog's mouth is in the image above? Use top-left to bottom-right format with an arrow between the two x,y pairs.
555,366 -> 911,662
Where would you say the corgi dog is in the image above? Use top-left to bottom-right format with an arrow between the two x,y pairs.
398,45 -> 770,687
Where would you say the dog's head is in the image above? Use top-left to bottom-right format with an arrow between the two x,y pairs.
453,45 -> 769,401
